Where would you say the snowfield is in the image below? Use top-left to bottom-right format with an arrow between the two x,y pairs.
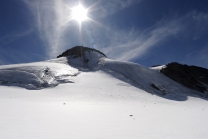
0,61 -> 79,89
0,53 -> 208,139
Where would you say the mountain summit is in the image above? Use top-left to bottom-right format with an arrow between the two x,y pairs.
1,46 -> 208,139
57,46 -> 107,58
0,46 -> 208,98
56,46 -> 107,70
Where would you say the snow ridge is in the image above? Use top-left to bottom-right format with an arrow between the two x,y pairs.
0,48 -> 206,99
0,61 -> 79,89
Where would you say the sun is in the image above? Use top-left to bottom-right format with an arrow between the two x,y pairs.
71,5 -> 88,23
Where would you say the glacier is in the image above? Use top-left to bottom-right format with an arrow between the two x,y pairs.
0,47 -> 208,139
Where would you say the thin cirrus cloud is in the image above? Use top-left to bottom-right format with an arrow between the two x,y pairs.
22,0 -> 141,59
0,29 -> 33,45
22,0 -> 73,59
99,11 -> 208,61
22,0 -> 144,58
22,0 -> 208,63
91,0 -> 142,17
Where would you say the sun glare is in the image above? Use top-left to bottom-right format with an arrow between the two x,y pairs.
72,5 -> 88,22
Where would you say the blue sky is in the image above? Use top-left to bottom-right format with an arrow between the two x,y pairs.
0,0 -> 208,68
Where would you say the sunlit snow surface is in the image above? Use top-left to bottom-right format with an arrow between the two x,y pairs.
0,59 -> 79,89
0,54 -> 208,139
0,54 -> 206,98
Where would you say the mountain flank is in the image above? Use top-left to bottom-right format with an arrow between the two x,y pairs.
57,46 -> 208,96
160,62 -> 208,93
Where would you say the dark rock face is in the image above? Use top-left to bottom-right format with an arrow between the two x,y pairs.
150,83 -> 160,90
160,62 -> 208,93
57,46 -> 107,58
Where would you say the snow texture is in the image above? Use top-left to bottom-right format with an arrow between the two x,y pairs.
1,70 -> 208,139
0,52 -> 205,99
0,61 -> 79,89
0,51 -> 208,138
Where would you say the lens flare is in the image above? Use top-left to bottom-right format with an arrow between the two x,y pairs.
71,5 -> 88,22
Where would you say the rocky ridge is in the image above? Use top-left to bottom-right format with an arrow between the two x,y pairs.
57,46 -> 208,96
160,62 -> 208,94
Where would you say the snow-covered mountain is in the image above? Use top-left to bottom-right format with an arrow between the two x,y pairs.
153,62 -> 208,94
0,46 -> 208,139
1,46 -> 207,98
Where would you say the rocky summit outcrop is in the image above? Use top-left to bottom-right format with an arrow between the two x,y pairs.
57,46 -> 107,69
160,62 -> 208,93
57,46 -> 107,58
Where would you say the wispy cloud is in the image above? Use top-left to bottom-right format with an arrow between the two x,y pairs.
22,0 -> 141,59
92,0 -> 142,17
98,11 -> 208,61
22,0 -> 69,59
22,0 -> 208,63
0,29 -> 33,45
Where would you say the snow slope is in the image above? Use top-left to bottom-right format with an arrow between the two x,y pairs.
0,55 -> 208,139
0,60 -> 79,89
